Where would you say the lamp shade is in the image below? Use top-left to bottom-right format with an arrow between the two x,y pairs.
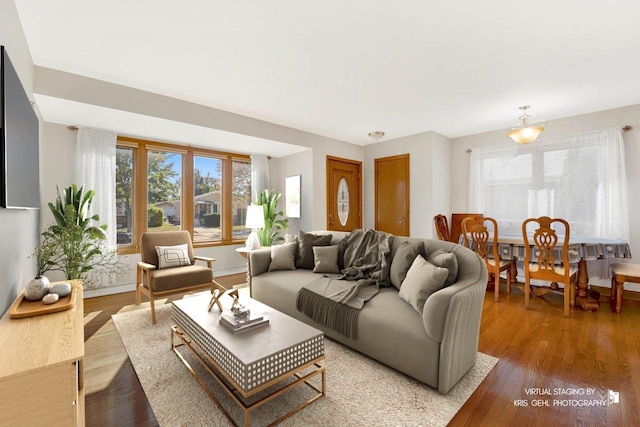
245,204 -> 265,229
508,125 -> 545,144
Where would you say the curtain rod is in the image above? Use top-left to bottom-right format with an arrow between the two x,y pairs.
465,125 -> 634,153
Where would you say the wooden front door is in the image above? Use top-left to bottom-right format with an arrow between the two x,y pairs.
326,156 -> 362,231
375,154 -> 410,236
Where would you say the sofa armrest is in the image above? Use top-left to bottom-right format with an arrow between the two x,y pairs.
249,248 -> 272,277
422,252 -> 487,393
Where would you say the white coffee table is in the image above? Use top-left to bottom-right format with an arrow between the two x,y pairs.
171,294 -> 325,426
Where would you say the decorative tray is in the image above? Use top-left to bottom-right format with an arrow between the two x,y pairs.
8,285 -> 76,319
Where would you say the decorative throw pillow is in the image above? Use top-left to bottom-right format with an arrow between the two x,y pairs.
399,255 -> 449,314
390,241 -> 424,290
313,245 -> 340,274
155,244 -> 191,269
296,231 -> 332,269
428,249 -> 458,286
268,243 -> 297,271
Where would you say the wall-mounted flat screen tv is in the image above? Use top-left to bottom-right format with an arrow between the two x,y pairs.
1,45 -> 40,209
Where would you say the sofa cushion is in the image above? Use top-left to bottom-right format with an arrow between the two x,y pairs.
313,245 -> 340,273
268,243 -> 297,271
155,244 -> 192,269
145,265 -> 212,292
399,255 -> 448,314
390,241 -> 424,290
428,249 -> 458,286
296,231 -> 332,269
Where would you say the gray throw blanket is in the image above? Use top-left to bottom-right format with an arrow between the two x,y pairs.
296,229 -> 393,339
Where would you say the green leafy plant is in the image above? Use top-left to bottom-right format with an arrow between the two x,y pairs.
37,184 -> 119,281
255,189 -> 289,246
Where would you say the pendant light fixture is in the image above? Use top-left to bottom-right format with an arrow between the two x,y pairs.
507,105 -> 545,144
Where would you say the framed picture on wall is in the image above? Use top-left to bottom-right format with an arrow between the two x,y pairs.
285,175 -> 301,218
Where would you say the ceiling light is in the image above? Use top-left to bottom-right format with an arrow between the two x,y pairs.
507,105 -> 545,144
368,131 -> 385,141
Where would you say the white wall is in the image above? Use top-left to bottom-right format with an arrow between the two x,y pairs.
0,1 -> 41,315
363,131 -> 452,238
451,104 -> 640,291
275,150 -> 313,236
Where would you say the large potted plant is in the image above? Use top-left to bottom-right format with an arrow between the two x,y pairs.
255,189 -> 289,246
37,184 -> 118,281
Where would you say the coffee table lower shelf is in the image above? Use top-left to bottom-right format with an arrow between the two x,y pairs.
171,325 -> 325,426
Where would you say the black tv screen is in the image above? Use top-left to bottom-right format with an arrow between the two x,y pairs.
1,45 -> 40,209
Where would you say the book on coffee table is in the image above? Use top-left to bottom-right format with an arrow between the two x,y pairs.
219,311 -> 269,334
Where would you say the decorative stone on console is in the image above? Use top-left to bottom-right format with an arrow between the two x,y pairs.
24,276 -> 50,301
50,283 -> 72,298
42,293 -> 60,305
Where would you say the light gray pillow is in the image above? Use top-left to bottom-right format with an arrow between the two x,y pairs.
390,241 -> 423,290
313,245 -> 340,274
268,243 -> 297,271
428,249 -> 458,286
399,255 -> 449,314
155,244 -> 191,269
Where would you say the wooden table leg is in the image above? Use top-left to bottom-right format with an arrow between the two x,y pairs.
575,259 -> 599,311
510,262 -> 518,283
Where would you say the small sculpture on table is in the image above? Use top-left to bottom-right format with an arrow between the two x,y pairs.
229,289 -> 251,321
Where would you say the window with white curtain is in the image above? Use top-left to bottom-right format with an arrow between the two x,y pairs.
468,127 -> 629,240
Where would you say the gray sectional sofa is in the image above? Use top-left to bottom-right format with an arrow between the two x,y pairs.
248,230 -> 487,393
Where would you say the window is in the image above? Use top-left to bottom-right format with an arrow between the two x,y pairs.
116,146 -> 135,245
115,137 -> 251,253
232,159 -> 252,240
193,155 -> 222,243
469,127 -> 629,240
147,150 -> 182,232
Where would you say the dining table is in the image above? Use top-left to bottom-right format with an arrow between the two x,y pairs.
459,233 -> 632,311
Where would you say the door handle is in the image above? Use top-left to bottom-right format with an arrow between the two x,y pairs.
399,219 -> 405,224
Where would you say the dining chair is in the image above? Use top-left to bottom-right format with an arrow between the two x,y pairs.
462,216 -> 514,301
433,214 -> 450,241
522,216 -> 578,317
610,262 -> 640,313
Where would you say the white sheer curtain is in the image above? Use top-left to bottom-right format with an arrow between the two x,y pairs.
469,127 -> 629,240
250,154 -> 270,203
74,127 -> 117,250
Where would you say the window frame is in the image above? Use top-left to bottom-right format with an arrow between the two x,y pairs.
116,136 -> 251,254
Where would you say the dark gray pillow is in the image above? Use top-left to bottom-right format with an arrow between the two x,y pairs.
428,249 -> 458,286
390,241 -> 424,290
296,231 -> 332,269
399,255 -> 449,314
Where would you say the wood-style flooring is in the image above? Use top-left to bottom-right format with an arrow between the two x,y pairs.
83,276 -> 640,426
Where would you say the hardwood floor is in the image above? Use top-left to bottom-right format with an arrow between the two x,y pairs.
83,276 -> 640,426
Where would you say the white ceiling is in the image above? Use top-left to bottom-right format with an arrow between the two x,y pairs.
14,0 -> 640,149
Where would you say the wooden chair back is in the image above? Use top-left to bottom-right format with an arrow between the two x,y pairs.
462,216 -> 499,262
522,216 -> 571,282
433,214 -> 450,241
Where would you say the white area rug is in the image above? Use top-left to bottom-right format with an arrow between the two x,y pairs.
113,303 -> 497,426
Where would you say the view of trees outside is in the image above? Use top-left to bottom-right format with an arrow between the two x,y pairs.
116,146 -> 252,246
193,156 -> 222,242
232,160 -> 252,240
146,151 -> 182,233
116,147 -> 134,244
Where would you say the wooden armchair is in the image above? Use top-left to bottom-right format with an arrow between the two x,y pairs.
522,217 -> 578,317
136,230 -> 226,324
462,216 -> 514,301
